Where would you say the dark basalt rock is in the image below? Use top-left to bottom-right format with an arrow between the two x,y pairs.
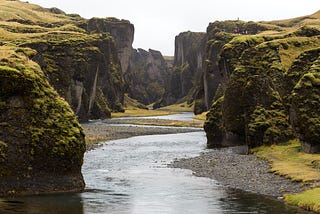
87,17 -> 134,75
288,48 -> 320,153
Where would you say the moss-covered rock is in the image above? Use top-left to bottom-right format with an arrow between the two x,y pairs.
0,48 -> 85,196
23,32 -> 125,121
0,1 -> 127,121
289,48 -> 320,153
126,48 -> 169,105
203,21 -> 319,150
204,97 -> 225,148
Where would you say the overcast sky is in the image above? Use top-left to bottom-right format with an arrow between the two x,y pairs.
27,0 -> 319,56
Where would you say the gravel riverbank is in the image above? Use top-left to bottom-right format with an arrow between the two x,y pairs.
82,120 -> 201,150
169,147 -> 308,198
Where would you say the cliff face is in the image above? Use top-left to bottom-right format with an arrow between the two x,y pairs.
0,0 -> 131,196
194,20 -> 284,113
287,48 -> 320,153
0,47 -> 86,195
126,48 -> 169,104
203,16 -> 320,153
87,17 -> 134,75
25,33 -> 125,121
156,31 -> 206,108
87,18 -> 170,105
0,3 -> 128,121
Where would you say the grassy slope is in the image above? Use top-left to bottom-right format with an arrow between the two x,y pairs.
158,101 -> 194,112
0,0 -> 86,45
0,0 -> 69,23
253,140 -> 320,212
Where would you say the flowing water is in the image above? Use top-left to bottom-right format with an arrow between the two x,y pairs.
0,113 -> 312,213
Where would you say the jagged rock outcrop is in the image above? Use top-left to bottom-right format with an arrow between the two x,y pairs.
87,17 -> 134,75
203,14 -> 320,152
126,48 -> 170,104
155,31 -> 206,108
0,48 -> 86,195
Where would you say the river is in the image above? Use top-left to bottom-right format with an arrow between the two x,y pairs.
0,113 -> 311,213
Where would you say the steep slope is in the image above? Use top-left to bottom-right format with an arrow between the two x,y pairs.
87,17 -> 134,75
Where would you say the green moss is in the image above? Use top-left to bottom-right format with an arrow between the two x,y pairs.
285,188 -> 320,213
175,63 -> 189,73
247,105 -> 293,147
0,48 -> 85,177
204,96 -> 224,148
289,49 -> 320,148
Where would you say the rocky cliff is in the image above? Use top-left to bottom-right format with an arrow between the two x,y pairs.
87,17 -> 135,75
0,1 -> 126,121
0,47 -> 86,195
194,20 -> 284,113
0,0 -> 131,195
155,31 -> 206,108
87,18 -> 170,106
25,33 -> 125,121
126,48 -> 169,104
203,11 -> 320,152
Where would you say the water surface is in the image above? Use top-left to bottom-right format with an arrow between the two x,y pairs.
0,114 -> 311,213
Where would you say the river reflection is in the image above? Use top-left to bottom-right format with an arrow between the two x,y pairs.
0,193 -> 83,214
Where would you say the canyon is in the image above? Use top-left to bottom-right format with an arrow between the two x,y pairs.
0,0 -> 319,205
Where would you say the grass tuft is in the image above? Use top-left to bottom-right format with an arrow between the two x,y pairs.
285,188 -> 320,213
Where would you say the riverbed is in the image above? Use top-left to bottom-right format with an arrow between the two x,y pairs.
0,113 -> 312,213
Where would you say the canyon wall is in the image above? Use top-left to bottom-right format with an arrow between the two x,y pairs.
87,17 -> 135,75
202,16 -> 320,152
155,31 -> 206,108
25,33 -> 125,122
126,48 -> 170,104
